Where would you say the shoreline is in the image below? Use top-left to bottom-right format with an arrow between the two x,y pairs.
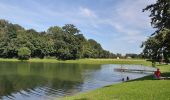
0,58 -> 152,66
60,71 -> 154,100
61,63 -> 170,100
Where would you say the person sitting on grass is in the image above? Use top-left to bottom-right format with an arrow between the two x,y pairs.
154,68 -> 161,79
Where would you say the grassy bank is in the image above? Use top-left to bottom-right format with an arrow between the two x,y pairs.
0,58 -> 152,66
62,63 -> 170,100
63,78 -> 170,100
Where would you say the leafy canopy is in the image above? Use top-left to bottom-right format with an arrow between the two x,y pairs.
142,0 -> 170,63
18,47 -> 31,60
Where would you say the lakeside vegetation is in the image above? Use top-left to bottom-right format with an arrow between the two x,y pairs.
0,20 -> 116,60
0,58 -> 152,66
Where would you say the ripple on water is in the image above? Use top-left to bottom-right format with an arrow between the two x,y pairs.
0,64 -> 155,100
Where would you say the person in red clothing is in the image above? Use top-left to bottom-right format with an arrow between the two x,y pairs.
154,68 -> 161,79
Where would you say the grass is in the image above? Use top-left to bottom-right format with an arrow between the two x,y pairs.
0,58 -> 152,66
62,79 -> 170,100
62,67 -> 170,100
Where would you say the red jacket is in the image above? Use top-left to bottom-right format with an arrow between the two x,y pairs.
154,70 -> 161,78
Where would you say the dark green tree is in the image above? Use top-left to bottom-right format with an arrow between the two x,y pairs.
142,0 -> 170,63
0,19 -> 115,60
62,24 -> 80,35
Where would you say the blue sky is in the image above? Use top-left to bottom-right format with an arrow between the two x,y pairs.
0,0 -> 156,54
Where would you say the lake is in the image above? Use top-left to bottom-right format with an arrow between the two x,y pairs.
0,62 -> 155,100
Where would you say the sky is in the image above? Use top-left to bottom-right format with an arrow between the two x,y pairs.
0,0 -> 156,54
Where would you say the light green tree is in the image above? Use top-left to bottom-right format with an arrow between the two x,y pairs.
18,47 -> 31,60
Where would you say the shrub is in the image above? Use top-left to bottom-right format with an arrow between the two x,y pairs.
18,47 -> 31,60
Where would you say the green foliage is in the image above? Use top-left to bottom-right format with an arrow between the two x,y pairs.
125,53 -> 141,58
142,0 -> 170,63
0,19 -> 115,60
18,47 -> 31,60
62,24 -> 80,35
143,0 -> 170,30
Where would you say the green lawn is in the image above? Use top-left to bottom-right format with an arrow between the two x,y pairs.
63,79 -> 170,100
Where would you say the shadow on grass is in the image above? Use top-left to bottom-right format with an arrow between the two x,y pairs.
74,98 -> 89,100
129,72 -> 170,82
102,72 -> 170,89
103,85 -> 113,87
157,64 -> 169,66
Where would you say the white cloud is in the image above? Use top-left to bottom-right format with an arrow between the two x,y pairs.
105,0 -> 156,43
79,7 -> 97,18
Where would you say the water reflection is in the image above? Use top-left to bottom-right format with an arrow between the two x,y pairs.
0,62 -> 101,100
0,62 -> 154,100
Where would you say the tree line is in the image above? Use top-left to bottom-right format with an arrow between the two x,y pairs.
0,19 -> 116,60
142,0 -> 170,64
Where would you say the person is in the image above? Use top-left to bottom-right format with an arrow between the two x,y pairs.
126,76 -> 129,81
122,78 -> 125,81
154,68 -> 161,79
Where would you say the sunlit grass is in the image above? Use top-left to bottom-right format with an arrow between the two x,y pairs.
0,58 -> 152,66
62,79 -> 170,100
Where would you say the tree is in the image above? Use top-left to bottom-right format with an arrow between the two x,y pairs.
62,24 -> 80,35
142,0 -> 170,63
143,0 -> 170,30
125,53 -> 140,59
0,19 -> 114,60
57,48 -> 72,60
48,25 -> 86,60
0,19 -> 24,58
18,47 -> 31,60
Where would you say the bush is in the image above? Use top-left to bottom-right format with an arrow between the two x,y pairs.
18,47 -> 31,60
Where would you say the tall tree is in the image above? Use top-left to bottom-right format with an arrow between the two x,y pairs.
143,0 -> 170,30
142,0 -> 170,63
62,24 -> 80,35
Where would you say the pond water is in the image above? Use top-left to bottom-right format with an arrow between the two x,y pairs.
0,62 -> 155,100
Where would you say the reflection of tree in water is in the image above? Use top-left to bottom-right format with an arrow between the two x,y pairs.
0,75 -> 83,99
43,78 -> 83,96
0,75 -> 46,98
0,62 -> 101,99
